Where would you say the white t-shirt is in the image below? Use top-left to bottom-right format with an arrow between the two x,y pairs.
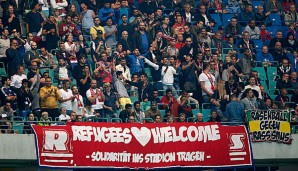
59,89 -> 73,110
11,74 -> 27,89
59,66 -> 69,79
244,85 -> 262,99
86,88 -> 104,110
161,66 -> 177,85
72,94 -> 84,115
199,72 -> 215,95
59,114 -> 70,121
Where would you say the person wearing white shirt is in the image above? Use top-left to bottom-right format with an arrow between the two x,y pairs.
64,35 -> 79,57
161,56 -> 177,96
71,85 -> 84,116
199,63 -> 217,103
86,79 -> 105,115
58,107 -> 70,121
244,76 -> 262,99
11,65 -> 27,89
23,33 -> 34,52
54,58 -> 71,85
59,80 -> 74,114
115,58 -> 131,81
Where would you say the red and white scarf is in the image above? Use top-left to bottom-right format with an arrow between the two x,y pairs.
74,94 -> 83,108
90,88 -> 103,105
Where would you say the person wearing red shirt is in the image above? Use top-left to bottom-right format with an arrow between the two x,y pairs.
160,89 -> 178,110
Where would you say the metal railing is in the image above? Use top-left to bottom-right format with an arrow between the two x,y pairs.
1,120 -> 297,135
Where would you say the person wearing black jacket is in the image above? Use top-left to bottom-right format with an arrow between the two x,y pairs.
118,30 -> 133,54
196,5 -> 215,26
225,17 -> 242,38
5,39 -> 23,77
117,14 -> 133,39
119,104 -> 135,123
125,73 -> 153,102
179,37 -> 196,63
15,79 -> 33,118
72,55 -> 89,83
132,22 -> 153,54
269,31 -> 286,51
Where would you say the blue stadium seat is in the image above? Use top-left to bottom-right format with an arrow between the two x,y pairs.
211,13 -> 222,26
130,96 -> 139,104
252,67 -> 267,80
187,117 -> 195,122
280,26 -> 289,36
223,14 -> 235,27
251,1 -> 263,9
267,26 -> 278,36
163,8 -> 173,16
0,62 -> 7,77
111,118 -> 122,123
202,103 -> 211,122
267,67 -> 277,79
160,110 -> 166,117
269,81 -> 277,89
192,109 -> 201,117
254,39 -> 263,49
260,80 -> 268,92
269,14 -> 282,27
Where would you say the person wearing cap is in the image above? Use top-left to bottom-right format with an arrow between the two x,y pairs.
90,29 -> 105,62
24,1 -> 44,36
15,78 -> 33,118
90,17 -> 105,40
103,82 -> 119,121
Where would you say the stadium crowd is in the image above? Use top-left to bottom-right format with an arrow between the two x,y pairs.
0,0 -> 298,134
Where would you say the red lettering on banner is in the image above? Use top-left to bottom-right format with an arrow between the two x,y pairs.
32,123 -> 253,169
